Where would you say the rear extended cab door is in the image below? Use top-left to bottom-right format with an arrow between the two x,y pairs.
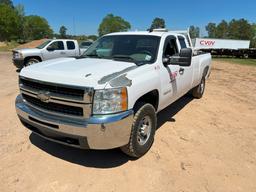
64,40 -> 80,57
175,35 -> 194,96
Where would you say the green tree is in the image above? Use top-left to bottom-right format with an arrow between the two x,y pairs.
215,20 -> 229,38
15,4 -> 25,41
189,25 -> 200,39
59,25 -> 67,38
205,22 -> 217,38
149,17 -> 166,30
24,15 -> 53,40
228,19 -> 253,40
0,4 -> 20,41
251,24 -> 256,48
87,35 -> 98,41
98,14 -> 131,36
0,0 -> 14,8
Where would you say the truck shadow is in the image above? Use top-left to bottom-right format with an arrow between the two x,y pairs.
29,95 -> 193,168
157,95 -> 193,129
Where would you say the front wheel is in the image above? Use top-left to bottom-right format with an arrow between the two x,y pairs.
121,103 -> 157,158
25,58 -> 40,66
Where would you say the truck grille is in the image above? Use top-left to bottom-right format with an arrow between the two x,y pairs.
20,78 -> 85,100
19,77 -> 93,118
22,94 -> 84,116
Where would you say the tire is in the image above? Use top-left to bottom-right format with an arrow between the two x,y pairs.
25,58 -> 40,66
121,103 -> 157,158
192,77 -> 205,99
243,53 -> 249,59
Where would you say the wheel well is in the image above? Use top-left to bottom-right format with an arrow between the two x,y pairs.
133,90 -> 159,112
24,56 -> 42,63
203,66 -> 209,78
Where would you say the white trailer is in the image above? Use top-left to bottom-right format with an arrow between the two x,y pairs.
194,38 -> 250,50
193,38 -> 256,58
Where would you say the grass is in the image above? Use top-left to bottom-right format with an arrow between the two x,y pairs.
0,41 -> 19,52
213,57 -> 256,66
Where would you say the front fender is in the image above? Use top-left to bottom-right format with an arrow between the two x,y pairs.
126,65 -> 160,110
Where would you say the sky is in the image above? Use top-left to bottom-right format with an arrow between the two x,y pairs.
12,0 -> 256,36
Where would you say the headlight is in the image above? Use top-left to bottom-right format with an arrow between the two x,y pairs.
93,87 -> 128,114
13,52 -> 23,59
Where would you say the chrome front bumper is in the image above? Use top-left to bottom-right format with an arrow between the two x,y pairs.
15,95 -> 133,149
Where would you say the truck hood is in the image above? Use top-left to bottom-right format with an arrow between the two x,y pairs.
20,57 -> 137,89
15,48 -> 41,54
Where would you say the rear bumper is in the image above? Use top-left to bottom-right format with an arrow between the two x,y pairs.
13,58 -> 25,68
15,95 -> 133,149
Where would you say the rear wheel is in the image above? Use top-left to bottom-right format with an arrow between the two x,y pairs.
243,53 -> 249,59
121,103 -> 157,158
25,58 -> 40,66
192,77 -> 205,99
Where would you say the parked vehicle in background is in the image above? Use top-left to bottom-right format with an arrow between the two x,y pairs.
193,38 -> 256,58
15,29 -> 211,158
79,41 -> 93,52
12,39 -> 83,69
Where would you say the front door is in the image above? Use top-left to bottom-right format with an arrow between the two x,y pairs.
159,36 -> 181,109
42,41 -> 66,60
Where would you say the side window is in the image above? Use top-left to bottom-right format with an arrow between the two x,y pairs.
48,41 -> 64,50
163,37 -> 178,58
81,42 -> 92,47
67,41 -> 75,50
178,37 -> 187,49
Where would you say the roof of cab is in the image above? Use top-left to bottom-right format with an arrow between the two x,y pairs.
105,31 -> 182,37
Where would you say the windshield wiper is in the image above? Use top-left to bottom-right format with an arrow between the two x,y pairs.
84,54 -> 102,58
112,55 -> 133,60
112,55 -> 140,65
112,55 -> 149,66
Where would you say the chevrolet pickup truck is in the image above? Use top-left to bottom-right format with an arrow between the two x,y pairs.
15,29 -> 211,158
12,39 -> 87,69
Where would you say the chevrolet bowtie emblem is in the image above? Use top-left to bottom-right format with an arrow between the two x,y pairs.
37,91 -> 50,103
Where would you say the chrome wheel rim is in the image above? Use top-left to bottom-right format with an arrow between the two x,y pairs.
27,60 -> 37,66
200,79 -> 205,94
137,115 -> 152,145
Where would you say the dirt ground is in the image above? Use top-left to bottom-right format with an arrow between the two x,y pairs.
0,52 -> 255,192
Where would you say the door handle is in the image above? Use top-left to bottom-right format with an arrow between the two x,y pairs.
60,51 -> 66,54
179,67 -> 185,75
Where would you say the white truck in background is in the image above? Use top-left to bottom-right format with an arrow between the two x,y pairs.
12,39 -> 88,69
15,29 -> 211,158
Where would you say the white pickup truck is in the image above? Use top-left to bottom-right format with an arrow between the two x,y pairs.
15,29 -> 211,158
12,39 -> 87,69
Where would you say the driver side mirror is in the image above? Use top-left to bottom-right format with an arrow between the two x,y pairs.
165,48 -> 192,67
170,48 -> 192,66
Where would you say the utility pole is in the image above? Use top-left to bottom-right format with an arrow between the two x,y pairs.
73,17 -> 76,36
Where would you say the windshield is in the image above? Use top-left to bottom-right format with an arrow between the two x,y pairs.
83,35 -> 160,65
36,40 -> 52,49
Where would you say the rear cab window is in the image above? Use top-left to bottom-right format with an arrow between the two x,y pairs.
178,36 -> 187,49
67,41 -> 75,50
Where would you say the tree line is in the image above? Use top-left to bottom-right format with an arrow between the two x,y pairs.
1,0 -> 256,48
205,19 -> 256,47
0,0 -> 53,41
